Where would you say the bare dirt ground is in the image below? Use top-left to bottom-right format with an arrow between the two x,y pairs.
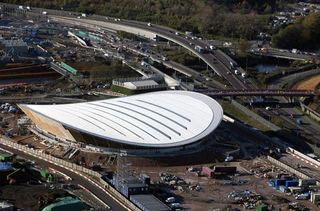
294,75 -> 320,90
130,158 -> 319,211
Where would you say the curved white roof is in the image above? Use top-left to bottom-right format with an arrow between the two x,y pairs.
22,91 -> 223,147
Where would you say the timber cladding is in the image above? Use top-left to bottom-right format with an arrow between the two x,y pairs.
18,105 -> 76,142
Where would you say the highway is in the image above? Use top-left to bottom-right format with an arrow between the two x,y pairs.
280,153 -> 320,182
198,89 -> 317,97
0,142 -> 128,211
0,2 -> 248,90
250,48 -> 317,61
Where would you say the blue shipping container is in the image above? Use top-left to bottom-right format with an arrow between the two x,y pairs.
0,162 -> 12,171
275,179 -> 286,187
285,180 -> 299,187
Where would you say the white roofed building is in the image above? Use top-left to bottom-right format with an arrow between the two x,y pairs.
19,91 -> 223,156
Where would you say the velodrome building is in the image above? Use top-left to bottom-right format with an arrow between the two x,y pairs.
19,91 -> 223,156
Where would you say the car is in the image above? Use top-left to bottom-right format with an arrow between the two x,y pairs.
265,106 -> 272,111
209,45 -> 216,50
227,71 -> 231,75
170,203 -> 181,209
147,22 -> 152,27
165,197 -> 176,203
225,156 -> 234,162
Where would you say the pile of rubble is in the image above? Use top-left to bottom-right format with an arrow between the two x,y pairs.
287,202 -> 308,211
242,159 -> 284,178
158,172 -> 201,192
227,190 -> 263,209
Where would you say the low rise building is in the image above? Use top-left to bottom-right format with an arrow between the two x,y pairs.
112,77 -> 167,95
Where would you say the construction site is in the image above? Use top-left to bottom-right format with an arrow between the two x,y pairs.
0,3 -> 319,211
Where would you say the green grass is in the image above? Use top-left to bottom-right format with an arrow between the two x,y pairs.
219,99 -> 270,131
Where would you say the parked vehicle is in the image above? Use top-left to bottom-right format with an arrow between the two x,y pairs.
165,197 -> 176,203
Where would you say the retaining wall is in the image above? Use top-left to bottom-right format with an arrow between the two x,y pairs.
267,156 -> 310,179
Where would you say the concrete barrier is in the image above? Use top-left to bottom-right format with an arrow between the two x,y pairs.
267,156 -> 310,179
300,103 -> 320,122
286,147 -> 320,168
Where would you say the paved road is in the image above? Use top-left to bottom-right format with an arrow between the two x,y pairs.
280,153 -> 320,181
251,48 -> 316,61
0,143 -> 127,211
0,3 -> 250,89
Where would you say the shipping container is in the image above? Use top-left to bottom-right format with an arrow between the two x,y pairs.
285,180 -> 299,187
213,166 -> 237,174
299,179 -> 317,187
201,167 -> 214,177
0,162 -> 12,171
0,153 -> 13,162
275,179 -> 286,187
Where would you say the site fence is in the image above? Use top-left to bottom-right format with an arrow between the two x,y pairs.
286,147 -> 320,168
300,103 -> 320,122
267,156 -> 310,179
0,137 -> 140,211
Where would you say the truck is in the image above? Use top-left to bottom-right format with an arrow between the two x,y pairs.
185,31 -> 193,36
195,45 -> 204,53
265,106 -> 272,111
170,203 -> 181,209
162,56 -> 168,61
229,61 -> 235,69
225,155 -> 234,161
209,45 -> 216,50
296,118 -> 303,125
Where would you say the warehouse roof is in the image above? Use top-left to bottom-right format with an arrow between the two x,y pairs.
20,91 -> 223,147
130,194 -> 170,211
